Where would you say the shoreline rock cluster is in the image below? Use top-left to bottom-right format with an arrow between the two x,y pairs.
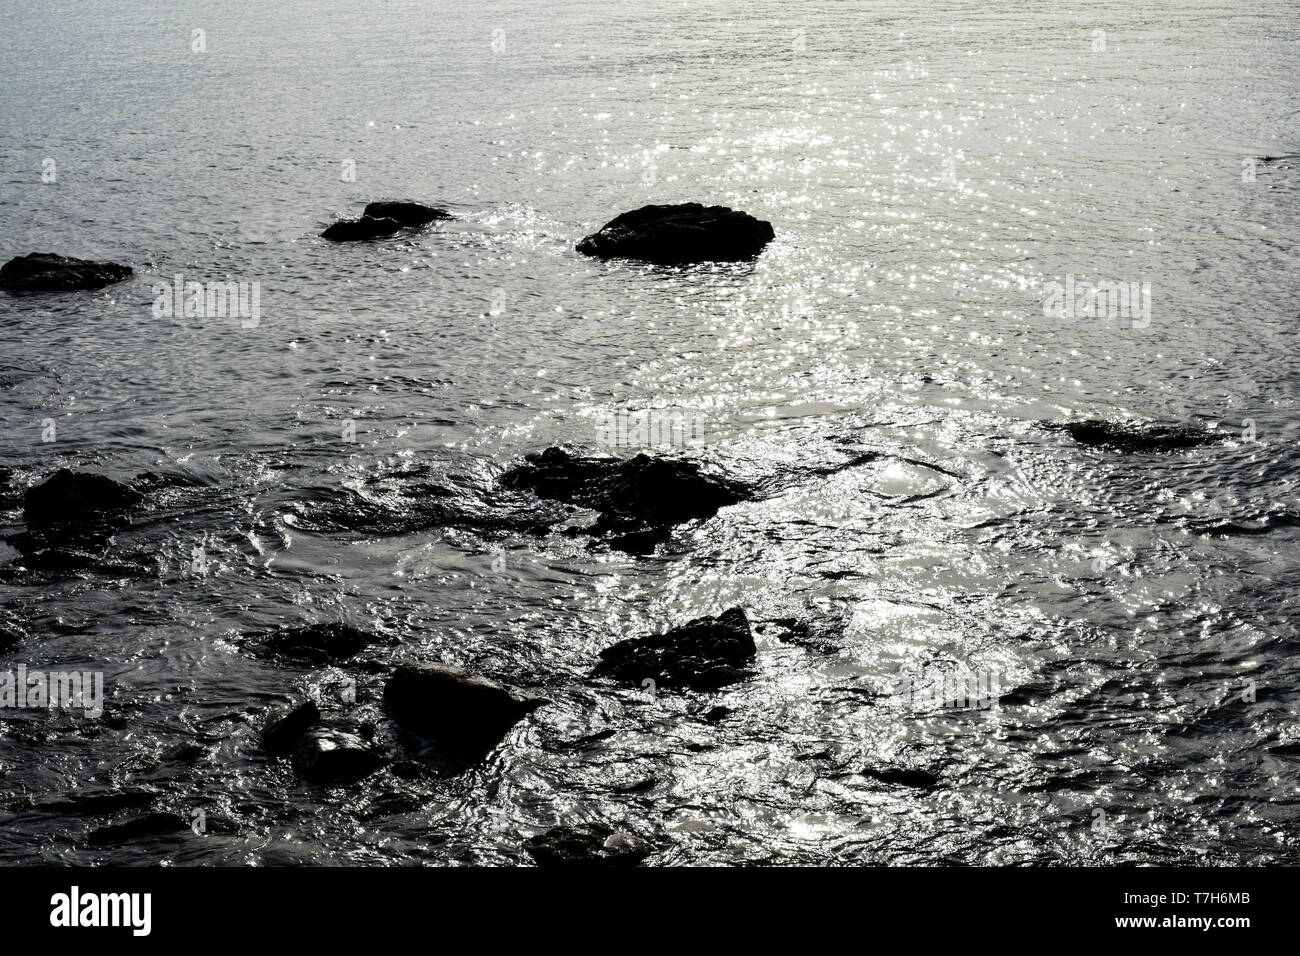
0,200 -> 779,296
255,605 -> 757,786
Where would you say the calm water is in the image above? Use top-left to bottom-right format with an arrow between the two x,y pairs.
1,0 -> 1298,864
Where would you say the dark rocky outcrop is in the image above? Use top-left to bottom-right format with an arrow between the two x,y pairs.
0,253 -> 133,293
15,470 -> 142,561
24,469 -> 141,531
524,823 -> 653,867
243,623 -> 387,666
591,607 -> 755,691
262,700 -> 322,755
363,201 -> 451,226
291,725 -> 385,784
576,203 -> 774,265
384,663 -> 546,765
322,201 -> 451,241
498,447 -> 751,553
321,216 -> 404,242
1044,419 -> 1225,453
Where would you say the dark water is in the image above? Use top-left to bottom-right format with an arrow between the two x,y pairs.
1,0 -> 1298,864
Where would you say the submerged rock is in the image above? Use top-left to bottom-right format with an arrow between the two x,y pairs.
24,469 -> 141,529
384,663 -> 546,764
244,623 -> 386,666
498,447 -> 751,553
576,203 -> 774,265
291,726 -> 385,784
591,607 -> 755,691
1044,419 -> 1225,453
262,700 -> 322,755
863,766 -> 939,789
363,201 -> 451,226
320,216 -> 404,242
0,253 -> 133,293
524,823 -> 653,867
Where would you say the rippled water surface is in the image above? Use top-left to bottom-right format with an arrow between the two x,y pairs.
1,0 -> 1299,865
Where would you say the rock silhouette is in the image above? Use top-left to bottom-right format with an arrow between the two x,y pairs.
322,201 -> 451,241
262,700 -> 323,755
863,766 -> 939,789
576,203 -> 774,265
243,623 -> 387,666
321,216 -> 404,242
384,663 -> 546,765
363,201 -> 451,226
498,447 -> 751,553
592,607 -> 755,690
21,470 -> 142,546
1045,419 -> 1226,453
0,253 -> 132,293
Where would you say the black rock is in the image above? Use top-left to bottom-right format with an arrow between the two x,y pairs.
863,766 -> 939,789
245,623 -> 383,666
321,216 -> 404,242
576,203 -> 774,265
20,470 -> 141,553
24,469 -> 141,529
524,823 -> 652,867
291,726 -> 385,784
1044,419 -> 1225,453
262,700 -> 322,755
363,201 -> 452,226
0,253 -> 133,293
592,607 -> 755,691
384,663 -> 546,764
584,511 -> 672,555
499,447 -> 751,553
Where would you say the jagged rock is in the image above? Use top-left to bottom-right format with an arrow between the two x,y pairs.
321,216 -> 404,241
363,201 -> 451,226
0,253 -> 132,293
384,663 -> 546,764
576,203 -> 774,265
592,607 -> 755,690
524,823 -> 652,867
499,447 -> 750,553
262,700 -> 322,755
291,725 -> 384,784
244,623 -> 384,666
1044,420 -> 1225,453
